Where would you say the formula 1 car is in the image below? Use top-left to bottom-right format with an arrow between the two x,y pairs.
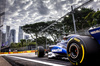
37,27 -> 100,65
47,35 -> 80,59
37,35 -> 80,59
37,36 -> 71,58
47,41 -> 67,59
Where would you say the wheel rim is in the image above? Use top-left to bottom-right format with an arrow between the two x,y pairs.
69,43 -> 79,59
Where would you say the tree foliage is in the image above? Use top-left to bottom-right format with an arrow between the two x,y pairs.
22,22 -> 51,34
62,7 -> 95,31
33,36 -> 53,47
20,39 -> 26,47
10,39 -> 36,48
85,11 -> 100,26
85,12 -> 95,26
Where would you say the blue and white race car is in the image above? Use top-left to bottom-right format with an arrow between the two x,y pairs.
47,35 -> 79,59
47,40 -> 67,58
37,27 -> 100,65
37,35 -> 80,59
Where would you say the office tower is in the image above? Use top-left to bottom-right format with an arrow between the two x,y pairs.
2,33 -> 6,46
0,0 -> 7,50
24,35 -> 29,40
10,29 -> 16,43
18,26 -> 23,42
6,26 -> 10,45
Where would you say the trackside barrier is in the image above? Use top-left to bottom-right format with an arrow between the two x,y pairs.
0,50 -> 37,54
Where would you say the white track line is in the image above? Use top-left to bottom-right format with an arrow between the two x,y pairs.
7,56 -> 65,66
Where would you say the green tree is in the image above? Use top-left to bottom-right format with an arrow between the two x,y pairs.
92,11 -> 100,25
20,39 -> 26,47
28,42 -> 36,46
21,22 -> 52,42
62,7 -> 95,32
45,22 -> 63,41
27,39 -> 32,45
85,12 -> 95,26
22,22 -> 50,34
33,36 -> 53,47
85,11 -> 100,27
17,43 -> 22,48
10,43 -> 17,48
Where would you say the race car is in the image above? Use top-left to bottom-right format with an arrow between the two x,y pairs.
37,36 -> 68,58
47,35 -> 80,59
37,35 -> 80,59
47,43 -> 67,58
37,27 -> 100,65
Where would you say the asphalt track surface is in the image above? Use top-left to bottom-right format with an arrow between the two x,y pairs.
2,53 -> 73,66
2,53 -> 100,66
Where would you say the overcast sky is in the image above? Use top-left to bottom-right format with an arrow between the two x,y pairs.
2,0 -> 90,31
2,0 -> 99,31
1,0 -> 99,31
0,0 -> 100,42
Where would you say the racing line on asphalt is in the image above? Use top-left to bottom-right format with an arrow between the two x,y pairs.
7,55 -> 65,66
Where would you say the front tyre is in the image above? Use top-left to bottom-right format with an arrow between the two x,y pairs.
67,36 -> 100,65
37,46 -> 45,57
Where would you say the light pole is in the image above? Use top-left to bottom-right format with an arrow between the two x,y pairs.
45,32 -> 47,49
36,33 -> 38,50
71,6 -> 77,34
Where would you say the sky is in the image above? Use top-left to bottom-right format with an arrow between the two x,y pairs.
0,0 -> 100,42
2,0 -> 91,31
2,0 -> 100,30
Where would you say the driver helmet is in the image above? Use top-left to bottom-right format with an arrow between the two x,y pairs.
63,36 -> 67,39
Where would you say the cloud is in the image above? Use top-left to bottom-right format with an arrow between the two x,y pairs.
1,0 -> 100,31
36,0 -> 50,15
85,1 -> 100,11
23,0 -> 33,10
0,0 -> 6,13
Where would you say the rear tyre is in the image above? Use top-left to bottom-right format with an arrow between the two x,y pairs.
67,36 -> 100,65
37,46 -> 45,57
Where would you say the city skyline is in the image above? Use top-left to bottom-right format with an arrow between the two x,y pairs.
18,26 -> 24,42
1,25 -> 31,46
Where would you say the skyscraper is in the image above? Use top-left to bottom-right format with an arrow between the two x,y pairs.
24,35 -> 29,40
2,33 -> 6,46
10,29 -> 16,43
6,26 -> 10,46
0,0 -> 6,49
18,26 -> 23,42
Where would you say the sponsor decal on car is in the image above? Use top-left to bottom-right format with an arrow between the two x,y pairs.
52,48 -> 62,52
90,29 -> 100,34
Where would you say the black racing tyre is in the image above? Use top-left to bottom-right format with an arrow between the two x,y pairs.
37,46 -> 45,57
67,36 -> 100,65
